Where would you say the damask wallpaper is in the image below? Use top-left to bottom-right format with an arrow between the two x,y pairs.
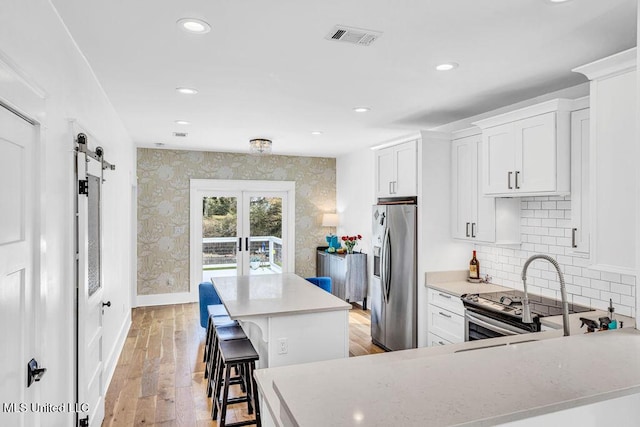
137,148 -> 336,295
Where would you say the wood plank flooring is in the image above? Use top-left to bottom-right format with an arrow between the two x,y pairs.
102,302 -> 384,426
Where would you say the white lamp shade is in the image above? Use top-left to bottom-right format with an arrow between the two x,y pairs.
321,213 -> 339,227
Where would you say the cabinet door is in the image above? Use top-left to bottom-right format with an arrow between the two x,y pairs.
329,255 -> 346,300
375,148 -> 394,197
317,250 -> 328,276
451,137 -> 475,239
473,137 -> 496,242
515,112 -> 556,193
482,123 -> 515,194
393,140 -> 417,196
570,109 -> 590,255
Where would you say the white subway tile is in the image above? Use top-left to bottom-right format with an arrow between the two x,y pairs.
616,305 -> 632,317
572,257 -> 591,267
541,270 -> 558,281
521,243 -> 535,251
565,284 -> 582,295
581,287 -> 600,299
610,283 -> 632,296
549,228 -> 565,237
534,277 -> 550,288
541,236 -> 556,245
590,279 -> 610,291
528,218 -> 542,227
556,219 -> 572,228
556,255 -> 573,265
541,218 -> 557,227
528,285 -> 542,295
528,201 -> 541,209
548,246 -> 565,255
556,237 -> 572,247
573,276 -> 590,287
549,210 -> 565,219
535,210 -> 549,218
564,265 -> 582,276
534,227 -> 550,236
564,211 -> 572,219
541,288 -> 557,299
541,201 -> 557,210
521,209 -> 534,218
620,295 -> 636,307
572,295 -> 591,307
520,217 -> 529,226
528,235 -> 541,244
548,195 -> 568,201
591,299 -> 608,311
621,274 -> 636,286
527,268 -> 542,278
556,201 -> 571,210
600,271 -> 622,283
582,269 -> 601,280
534,244 -> 550,253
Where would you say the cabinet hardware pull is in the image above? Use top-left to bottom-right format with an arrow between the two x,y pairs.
438,341 -> 445,345
466,222 -> 470,237
471,223 -> 476,238
572,228 -> 577,248
439,312 -> 452,318
393,181 -> 397,194
515,171 -> 520,189
438,293 -> 452,299
508,171 -> 513,189
389,181 -> 393,194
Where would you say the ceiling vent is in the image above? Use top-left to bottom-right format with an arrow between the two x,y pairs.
325,25 -> 382,46
173,132 -> 188,137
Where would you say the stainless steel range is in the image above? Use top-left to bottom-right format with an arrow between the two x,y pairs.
461,290 -> 593,341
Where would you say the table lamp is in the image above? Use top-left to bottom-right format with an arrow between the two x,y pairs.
321,213 -> 341,252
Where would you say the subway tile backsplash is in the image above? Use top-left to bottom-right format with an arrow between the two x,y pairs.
475,196 -> 636,318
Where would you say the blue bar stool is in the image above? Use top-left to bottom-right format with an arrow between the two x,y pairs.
305,276 -> 332,293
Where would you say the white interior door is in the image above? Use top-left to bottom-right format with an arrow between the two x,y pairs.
76,137 -> 106,427
0,104 -> 39,427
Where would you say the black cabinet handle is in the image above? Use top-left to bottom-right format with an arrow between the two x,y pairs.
471,223 -> 476,238
102,301 -> 111,307
466,222 -> 470,237
245,237 -> 249,252
572,228 -> 578,248
508,171 -> 513,189
515,171 -> 520,189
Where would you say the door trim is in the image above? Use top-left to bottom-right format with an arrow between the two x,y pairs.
189,179 -> 296,298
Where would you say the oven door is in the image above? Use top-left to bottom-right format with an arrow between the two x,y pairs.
465,310 -> 532,341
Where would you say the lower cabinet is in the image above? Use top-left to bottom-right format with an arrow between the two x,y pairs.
426,287 -> 465,345
316,249 -> 368,308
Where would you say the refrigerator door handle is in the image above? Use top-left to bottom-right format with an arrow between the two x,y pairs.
383,227 -> 392,302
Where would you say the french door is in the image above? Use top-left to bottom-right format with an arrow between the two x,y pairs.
190,180 -> 295,286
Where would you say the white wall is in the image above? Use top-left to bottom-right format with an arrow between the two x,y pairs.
0,1 -> 135,425
336,147 -> 375,297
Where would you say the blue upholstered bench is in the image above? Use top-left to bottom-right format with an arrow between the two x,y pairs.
198,281 -> 222,328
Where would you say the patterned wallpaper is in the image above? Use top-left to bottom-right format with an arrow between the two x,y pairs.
137,148 -> 336,295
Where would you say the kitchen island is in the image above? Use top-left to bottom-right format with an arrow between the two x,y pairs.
255,328 -> 640,426
212,273 -> 351,368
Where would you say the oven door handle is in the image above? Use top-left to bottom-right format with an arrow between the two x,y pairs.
465,311 -> 525,336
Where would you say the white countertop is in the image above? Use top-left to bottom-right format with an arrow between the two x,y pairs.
211,273 -> 351,318
427,280 -> 511,297
257,328 -> 640,426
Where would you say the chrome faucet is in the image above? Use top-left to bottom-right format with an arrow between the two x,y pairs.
521,254 -> 570,336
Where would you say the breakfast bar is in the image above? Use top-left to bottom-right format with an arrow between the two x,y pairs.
211,273 -> 351,368
255,328 -> 640,426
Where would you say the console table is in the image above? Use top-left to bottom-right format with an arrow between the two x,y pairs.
316,247 -> 368,310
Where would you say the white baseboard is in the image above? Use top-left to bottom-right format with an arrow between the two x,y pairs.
102,310 -> 131,394
135,291 -> 197,307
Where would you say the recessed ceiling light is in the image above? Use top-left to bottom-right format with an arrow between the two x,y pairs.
176,87 -> 198,95
436,62 -> 459,71
353,107 -> 371,113
155,143 -> 165,147
177,18 -> 211,34
311,131 -> 323,135
175,120 -> 190,125
548,0 -> 571,3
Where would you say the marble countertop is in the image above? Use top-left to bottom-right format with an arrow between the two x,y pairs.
257,328 -> 640,426
211,273 -> 351,318
425,270 -> 511,296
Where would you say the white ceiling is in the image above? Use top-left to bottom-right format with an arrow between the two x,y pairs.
52,0 -> 637,157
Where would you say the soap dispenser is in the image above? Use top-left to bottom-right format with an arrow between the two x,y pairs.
607,298 -> 617,330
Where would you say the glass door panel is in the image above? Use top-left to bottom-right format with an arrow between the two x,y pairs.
202,196 -> 240,280
247,196 -> 284,276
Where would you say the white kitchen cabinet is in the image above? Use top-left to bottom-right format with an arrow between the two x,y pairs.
427,287 -> 464,345
573,48 -> 637,274
473,99 -> 572,197
569,108 -> 590,256
451,131 -> 520,244
375,139 -> 417,198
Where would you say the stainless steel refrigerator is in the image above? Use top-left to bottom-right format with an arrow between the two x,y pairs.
371,203 -> 417,351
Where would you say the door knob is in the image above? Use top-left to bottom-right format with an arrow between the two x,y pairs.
102,301 -> 111,307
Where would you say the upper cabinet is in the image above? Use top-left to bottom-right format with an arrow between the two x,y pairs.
569,107 -> 590,256
451,131 -> 519,244
473,99 -> 573,197
375,139 -> 417,198
573,48 -> 637,274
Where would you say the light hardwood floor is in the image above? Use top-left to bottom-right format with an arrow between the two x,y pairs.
102,303 -> 383,426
